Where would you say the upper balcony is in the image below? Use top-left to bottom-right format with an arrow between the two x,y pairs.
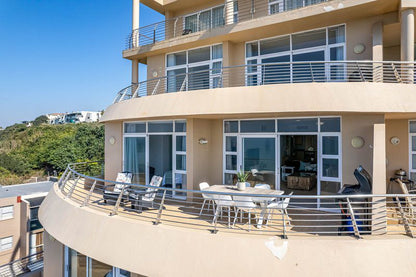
123,0 -> 400,59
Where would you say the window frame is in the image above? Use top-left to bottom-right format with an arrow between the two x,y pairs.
0,205 -> 14,221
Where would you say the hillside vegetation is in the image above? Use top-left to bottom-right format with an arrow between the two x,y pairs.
0,123 -> 104,185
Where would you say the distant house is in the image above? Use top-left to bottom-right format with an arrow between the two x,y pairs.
64,111 -> 101,124
46,113 -> 65,125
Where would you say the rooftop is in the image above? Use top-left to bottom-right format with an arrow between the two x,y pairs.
0,181 -> 53,199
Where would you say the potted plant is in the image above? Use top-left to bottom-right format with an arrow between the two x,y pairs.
236,170 -> 250,191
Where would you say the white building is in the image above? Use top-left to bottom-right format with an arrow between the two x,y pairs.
64,111 -> 101,124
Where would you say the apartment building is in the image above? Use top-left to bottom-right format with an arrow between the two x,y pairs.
40,0 -> 416,276
0,182 -> 52,265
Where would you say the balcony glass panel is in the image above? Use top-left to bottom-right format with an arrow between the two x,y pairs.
260,36 -> 290,55
292,51 -> 325,82
246,42 -> 258,57
322,158 -> 339,178
320,117 -> 340,132
262,55 -> 290,84
188,65 -> 210,90
212,44 -> 223,59
184,14 -> 198,33
292,29 -> 326,50
167,52 -> 186,67
176,136 -> 186,152
224,121 -> 238,133
328,25 -> 345,44
175,121 -> 186,132
212,6 -> 225,28
278,118 -> 318,132
240,120 -> 275,133
410,121 -> 416,133
188,47 -> 210,63
167,68 -> 186,92
322,136 -> 339,155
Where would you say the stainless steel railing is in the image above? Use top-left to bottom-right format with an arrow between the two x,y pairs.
57,162 -> 416,238
0,252 -> 44,277
113,60 -> 416,104
126,0 -> 330,49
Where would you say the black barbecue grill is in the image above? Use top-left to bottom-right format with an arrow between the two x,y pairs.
337,165 -> 372,235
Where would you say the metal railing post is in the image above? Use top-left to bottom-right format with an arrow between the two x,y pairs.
309,62 -> 315,82
82,180 -> 97,207
179,75 -> 188,92
153,190 -> 167,225
395,196 -> 415,238
110,186 -> 126,216
151,79 -> 161,95
282,208 -> 287,239
66,176 -> 80,199
346,198 -> 362,239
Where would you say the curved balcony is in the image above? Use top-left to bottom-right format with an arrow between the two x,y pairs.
39,162 -> 416,275
126,0 -> 330,50
113,60 -> 415,102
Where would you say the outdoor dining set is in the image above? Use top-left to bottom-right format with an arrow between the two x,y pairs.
101,172 -> 292,230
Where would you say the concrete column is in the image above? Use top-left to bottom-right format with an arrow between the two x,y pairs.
401,8 -> 414,82
132,60 -> 139,84
372,22 -> 383,82
132,0 -> 140,48
372,123 -> 387,235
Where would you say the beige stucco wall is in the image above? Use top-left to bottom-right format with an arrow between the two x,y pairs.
386,119 -> 409,193
342,114 -> 384,186
0,197 -> 23,264
39,184 -> 416,277
43,231 -> 64,277
105,122 -> 123,182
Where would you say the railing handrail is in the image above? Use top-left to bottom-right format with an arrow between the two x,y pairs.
63,162 -> 415,200
113,60 -> 416,104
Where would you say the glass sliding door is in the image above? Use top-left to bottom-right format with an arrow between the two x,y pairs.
149,135 -> 173,195
124,137 -> 146,184
242,137 -> 276,189
319,134 -> 341,194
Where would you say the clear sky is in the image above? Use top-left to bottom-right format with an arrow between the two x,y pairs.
0,0 -> 163,128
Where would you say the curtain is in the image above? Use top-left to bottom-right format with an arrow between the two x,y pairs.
124,137 -> 144,183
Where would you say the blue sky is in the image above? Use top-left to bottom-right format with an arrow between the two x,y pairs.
0,0 -> 163,128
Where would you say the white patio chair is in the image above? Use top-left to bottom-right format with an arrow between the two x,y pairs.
212,194 -> 235,228
232,195 -> 257,231
129,175 -> 163,211
103,172 -> 133,204
199,182 -> 216,216
254,183 -> 271,190
266,192 -> 293,226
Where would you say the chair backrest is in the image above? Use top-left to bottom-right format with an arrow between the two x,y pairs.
281,192 -> 294,209
213,194 -> 233,206
199,182 -> 211,199
233,195 -> 256,209
255,184 -> 271,190
143,175 -> 163,201
113,172 -> 133,193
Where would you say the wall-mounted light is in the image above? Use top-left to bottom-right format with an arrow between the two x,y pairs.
353,43 -> 366,54
109,137 -> 116,145
198,138 -> 208,145
351,136 -> 365,149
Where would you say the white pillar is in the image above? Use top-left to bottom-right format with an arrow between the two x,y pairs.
372,22 -> 383,82
401,9 -> 414,83
132,0 -> 140,30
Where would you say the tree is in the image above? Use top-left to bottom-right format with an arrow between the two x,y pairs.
33,115 -> 49,126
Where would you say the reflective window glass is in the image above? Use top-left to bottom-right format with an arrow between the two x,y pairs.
148,122 -> 173,132
167,52 -> 186,67
224,121 -> 238,133
226,155 -> 237,170
328,25 -> 345,44
240,120 -> 275,133
226,136 -> 237,152
260,36 -> 290,55
176,155 -> 186,171
188,47 -> 210,63
124,123 -> 146,133
175,121 -> 186,132
246,42 -> 258,57
322,136 -> 339,155
278,118 -> 318,132
292,29 -> 326,50
320,118 -> 341,132
322,158 -> 339,178
410,121 -> 416,133
212,44 -> 223,59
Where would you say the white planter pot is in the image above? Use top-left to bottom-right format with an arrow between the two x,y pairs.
237,182 -> 247,191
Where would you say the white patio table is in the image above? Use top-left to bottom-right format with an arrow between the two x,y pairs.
205,185 -> 284,228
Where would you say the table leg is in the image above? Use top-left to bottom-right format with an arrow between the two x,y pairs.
257,202 -> 267,229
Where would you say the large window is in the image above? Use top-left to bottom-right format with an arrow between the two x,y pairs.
184,4 -> 225,33
166,45 -> 223,92
124,121 -> 187,199
223,117 -> 342,195
0,236 -> 12,252
245,25 -> 346,85
65,247 -> 130,277
0,205 -> 13,220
